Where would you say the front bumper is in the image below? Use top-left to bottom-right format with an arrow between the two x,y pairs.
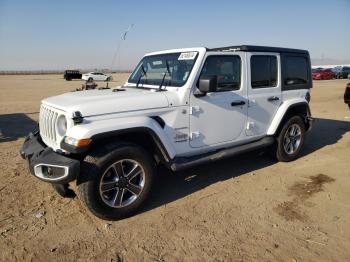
20,132 -> 80,184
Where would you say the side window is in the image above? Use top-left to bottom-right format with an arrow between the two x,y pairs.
200,55 -> 241,91
251,55 -> 277,88
284,56 -> 309,85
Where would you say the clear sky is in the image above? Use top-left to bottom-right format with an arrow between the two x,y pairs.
0,0 -> 349,70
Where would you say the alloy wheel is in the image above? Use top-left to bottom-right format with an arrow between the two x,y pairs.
99,159 -> 145,208
283,124 -> 302,155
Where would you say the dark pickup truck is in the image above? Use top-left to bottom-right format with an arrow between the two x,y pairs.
64,70 -> 82,81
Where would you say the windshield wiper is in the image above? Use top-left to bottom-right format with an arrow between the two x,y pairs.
158,60 -> 171,91
136,65 -> 147,88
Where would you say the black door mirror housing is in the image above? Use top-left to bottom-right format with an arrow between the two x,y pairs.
197,75 -> 217,94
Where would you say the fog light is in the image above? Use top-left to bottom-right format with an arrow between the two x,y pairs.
42,166 -> 54,176
34,164 -> 68,181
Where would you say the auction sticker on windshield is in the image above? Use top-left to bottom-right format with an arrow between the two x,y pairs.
178,52 -> 197,60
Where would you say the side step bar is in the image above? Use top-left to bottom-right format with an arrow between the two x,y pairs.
170,137 -> 275,172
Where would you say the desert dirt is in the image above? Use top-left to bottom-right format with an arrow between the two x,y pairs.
0,74 -> 349,262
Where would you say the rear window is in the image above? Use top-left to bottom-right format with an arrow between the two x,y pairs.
251,55 -> 277,88
284,56 -> 309,86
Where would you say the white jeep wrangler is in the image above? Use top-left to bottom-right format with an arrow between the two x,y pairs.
21,45 -> 313,220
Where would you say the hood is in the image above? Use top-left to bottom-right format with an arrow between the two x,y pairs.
42,88 -> 169,116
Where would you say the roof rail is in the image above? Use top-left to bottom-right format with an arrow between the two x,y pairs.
207,45 -> 308,54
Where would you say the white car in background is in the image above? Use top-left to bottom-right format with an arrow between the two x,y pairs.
81,72 -> 112,82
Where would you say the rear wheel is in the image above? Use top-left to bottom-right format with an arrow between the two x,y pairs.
275,116 -> 305,162
77,143 -> 155,220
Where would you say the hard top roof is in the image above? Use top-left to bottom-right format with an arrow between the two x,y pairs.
207,45 -> 309,54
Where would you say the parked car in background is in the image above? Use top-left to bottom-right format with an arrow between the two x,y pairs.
64,70 -> 82,81
82,72 -> 112,82
333,66 -> 350,79
312,69 -> 335,80
344,82 -> 350,108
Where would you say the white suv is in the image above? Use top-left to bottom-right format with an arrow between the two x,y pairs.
21,45 -> 313,220
82,72 -> 112,82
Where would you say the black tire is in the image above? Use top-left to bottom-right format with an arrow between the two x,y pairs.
77,143 -> 155,220
52,183 -> 76,198
275,115 -> 305,162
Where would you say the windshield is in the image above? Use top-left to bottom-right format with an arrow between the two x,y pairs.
128,52 -> 198,87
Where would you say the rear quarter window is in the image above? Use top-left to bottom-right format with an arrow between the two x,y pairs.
284,56 -> 309,86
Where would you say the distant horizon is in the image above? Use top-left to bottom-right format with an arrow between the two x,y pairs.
0,57 -> 349,72
1,0 -> 349,71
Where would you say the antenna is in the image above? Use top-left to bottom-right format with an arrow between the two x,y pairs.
110,24 -> 134,73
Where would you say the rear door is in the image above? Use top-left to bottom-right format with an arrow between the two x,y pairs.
246,53 -> 281,137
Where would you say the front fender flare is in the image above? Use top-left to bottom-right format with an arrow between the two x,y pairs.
65,116 -> 176,160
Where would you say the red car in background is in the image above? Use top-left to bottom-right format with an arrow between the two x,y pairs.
312,69 -> 335,80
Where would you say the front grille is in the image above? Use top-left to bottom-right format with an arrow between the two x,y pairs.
39,104 -> 60,148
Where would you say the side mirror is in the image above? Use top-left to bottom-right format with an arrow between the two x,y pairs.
197,75 -> 217,95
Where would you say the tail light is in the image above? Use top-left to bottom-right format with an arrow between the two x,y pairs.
346,83 -> 350,89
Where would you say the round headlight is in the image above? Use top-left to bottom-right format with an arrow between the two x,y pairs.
57,115 -> 67,136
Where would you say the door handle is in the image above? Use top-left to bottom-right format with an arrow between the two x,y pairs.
268,96 -> 280,101
231,101 -> 246,106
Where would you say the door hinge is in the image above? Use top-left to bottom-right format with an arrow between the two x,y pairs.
189,106 -> 200,115
190,131 -> 200,140
246,122 -> 255,130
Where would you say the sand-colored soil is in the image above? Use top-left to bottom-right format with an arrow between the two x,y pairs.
0,74 -> 349,261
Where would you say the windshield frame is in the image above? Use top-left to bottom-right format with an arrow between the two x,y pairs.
127,52 -> 199,88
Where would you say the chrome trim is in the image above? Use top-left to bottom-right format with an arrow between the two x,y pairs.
33,163 -> 69,182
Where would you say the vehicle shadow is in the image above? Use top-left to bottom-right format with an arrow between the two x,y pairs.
142,117 -> 349,213
301,117 -> 350,156
0,113 -> 38,143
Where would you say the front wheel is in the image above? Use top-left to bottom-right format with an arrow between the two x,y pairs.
77,143 -> 155,220
275,116 -> 305,162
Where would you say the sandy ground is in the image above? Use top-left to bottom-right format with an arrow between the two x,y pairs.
0,74 -> 349,262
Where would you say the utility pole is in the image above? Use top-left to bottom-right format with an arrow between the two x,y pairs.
110,24 -> 134,73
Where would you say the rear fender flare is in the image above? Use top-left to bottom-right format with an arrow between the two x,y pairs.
267,99 -> 310,135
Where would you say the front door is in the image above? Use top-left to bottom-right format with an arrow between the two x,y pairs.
189,54 -> 248,148
246,53 -> 281,136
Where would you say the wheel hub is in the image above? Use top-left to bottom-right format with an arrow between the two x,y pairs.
118,176 -> 128,188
